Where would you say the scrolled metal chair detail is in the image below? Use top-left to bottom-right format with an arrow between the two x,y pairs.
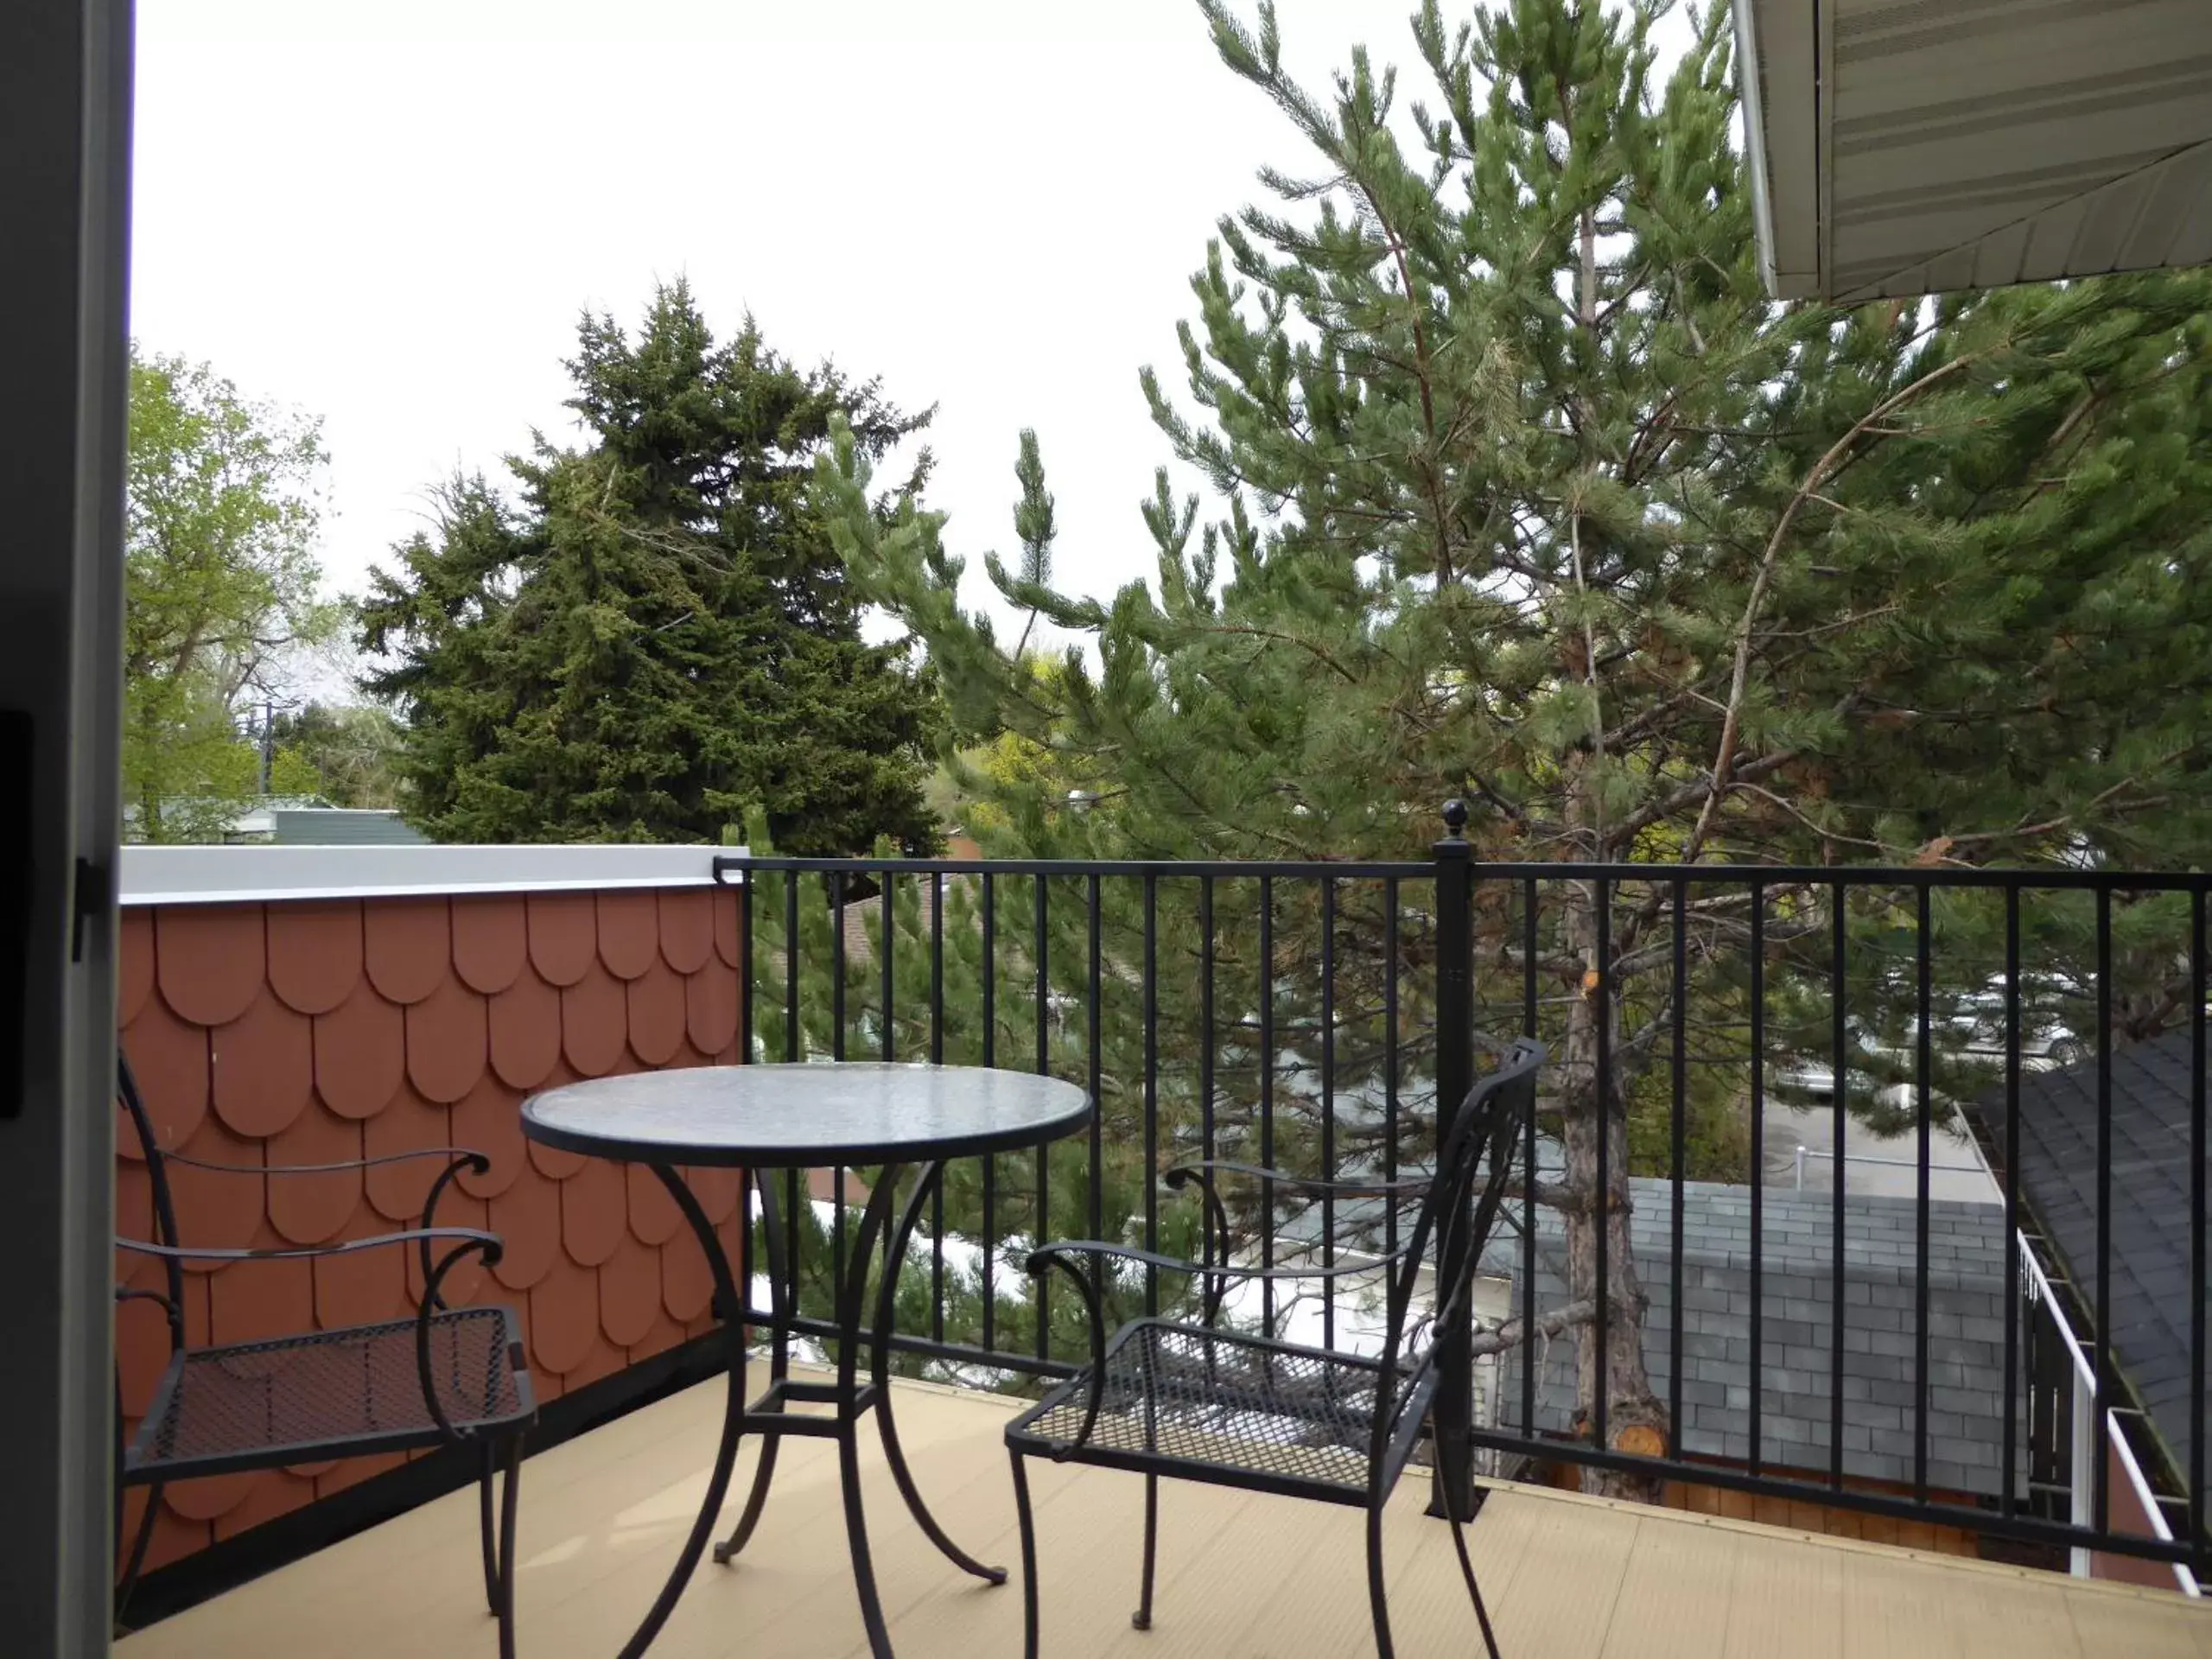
112,1053 -> 536,1656
1004,1037 -> 1541,1659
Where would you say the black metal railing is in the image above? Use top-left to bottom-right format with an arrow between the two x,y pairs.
711,817 -> 2210,1580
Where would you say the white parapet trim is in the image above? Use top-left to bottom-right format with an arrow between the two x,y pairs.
121,843 -> 747,906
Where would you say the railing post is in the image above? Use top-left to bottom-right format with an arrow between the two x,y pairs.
1428,799 -> 1475,1520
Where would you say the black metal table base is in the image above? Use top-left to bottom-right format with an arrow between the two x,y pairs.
615,1160 -> 1002,1659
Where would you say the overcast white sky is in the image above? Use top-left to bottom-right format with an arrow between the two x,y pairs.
130,0 -> 1465,667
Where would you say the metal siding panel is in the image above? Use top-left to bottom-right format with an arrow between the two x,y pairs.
1749,0 -> 1822,285
1967,218 -> 2033,289
2168,170 -> 2212,265
2018,193 -> 2096,281
2121,142 -> 2212,268
1834,5 -> 2204,117
1922,245 -> 1981,294
2069,170 -> 2158,272
1834,97 -> 2209,203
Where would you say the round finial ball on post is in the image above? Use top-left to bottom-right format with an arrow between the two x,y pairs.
1441,798 -> 1470,837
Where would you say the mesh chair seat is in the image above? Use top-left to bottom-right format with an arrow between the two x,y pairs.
125,1306 -> 530,1481
1007,1319 -> 1435,1498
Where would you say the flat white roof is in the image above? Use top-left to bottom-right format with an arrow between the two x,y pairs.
1735,0 -> 2212,301
121,843 -> 745,906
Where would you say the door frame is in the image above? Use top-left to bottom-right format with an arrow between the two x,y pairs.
0,0 -> 134,1650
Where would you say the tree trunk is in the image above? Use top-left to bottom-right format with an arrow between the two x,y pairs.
1557,863 -> 1668,1501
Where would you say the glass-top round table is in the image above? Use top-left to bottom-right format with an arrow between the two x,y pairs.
521,1063 -> 1093,1658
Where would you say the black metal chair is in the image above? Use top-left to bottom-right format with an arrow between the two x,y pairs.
113,1053 -> 536,1656
1004,1038 -> 1541,1659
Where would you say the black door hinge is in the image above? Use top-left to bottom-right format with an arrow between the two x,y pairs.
72,855 -> 111,963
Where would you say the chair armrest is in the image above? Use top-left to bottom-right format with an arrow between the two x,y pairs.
1164,1160 -> 1431,1202
1027,1236 -> 1414,1288
117,1225 -> 504,1267
1162,1161 -> 1425,1313
156,1147 -> 489,1308
1020,1243 -> 1112,1460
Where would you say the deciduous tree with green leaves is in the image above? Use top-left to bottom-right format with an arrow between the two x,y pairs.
356,282 -> 946,852
124,347 -> 335,842
812,0 -> 2212,1492
266,700 -> 410,809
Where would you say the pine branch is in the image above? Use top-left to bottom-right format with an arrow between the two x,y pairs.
1682,351 -> 1983,865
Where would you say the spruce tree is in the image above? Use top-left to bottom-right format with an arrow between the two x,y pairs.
811,0 -> 2212,1494
358,283 -> 946,852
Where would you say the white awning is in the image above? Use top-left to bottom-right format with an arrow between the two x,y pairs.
1733,0 -> 2212,302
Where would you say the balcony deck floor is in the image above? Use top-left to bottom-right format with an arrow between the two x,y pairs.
118,1368 -> 2212,1659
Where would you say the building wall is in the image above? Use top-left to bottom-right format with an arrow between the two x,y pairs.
115,885 -> 747,1573
1660,1476 -> 1980,1557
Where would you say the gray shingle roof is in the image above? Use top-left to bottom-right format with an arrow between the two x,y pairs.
1481,1179 -> 2018,1495
1966,1030 -> 2209,1486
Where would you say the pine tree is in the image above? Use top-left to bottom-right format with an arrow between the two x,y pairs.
358,283 -> 947,852
810,0 -> 2212,1493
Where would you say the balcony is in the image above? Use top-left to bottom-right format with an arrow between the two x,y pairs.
111,840 -> 2212,1652
112,1365 -> 2208,1659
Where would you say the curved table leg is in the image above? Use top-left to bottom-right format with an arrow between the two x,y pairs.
838,1168 -> 911,1655
616,1165 -> 749,1659
715,1168 -> 791,1566
871,1160 -> 1007,1585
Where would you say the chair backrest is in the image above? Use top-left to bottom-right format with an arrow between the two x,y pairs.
118,1051 -> 185,1313
1376,1037 -> 1544,1393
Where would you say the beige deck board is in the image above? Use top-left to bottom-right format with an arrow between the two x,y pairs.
1601,1511 -> 1741,1659
1723,1525 -> 1847,1659
118,1370 -> 2212,1659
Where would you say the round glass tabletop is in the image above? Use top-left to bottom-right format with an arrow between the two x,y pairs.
520,1062 -> 1094,1168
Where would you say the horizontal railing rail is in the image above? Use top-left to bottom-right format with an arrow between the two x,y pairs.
716,819 -> 2209,1580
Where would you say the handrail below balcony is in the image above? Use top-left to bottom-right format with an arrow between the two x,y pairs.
2019,1230 -> 2199,1595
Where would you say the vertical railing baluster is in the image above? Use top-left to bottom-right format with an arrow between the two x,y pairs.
2094,886 -> 2113,1534
1595,874 -> 1612,1463
1034,874 -> 1051,1366
737,866 -> 756,1346
1088,874 -> 1103,1246
784,869 -> 800,1345
930,868 -> 944,1346
1915,883 -> 1933,1501
738,868 -> 753,1067
832,871 -> 848,1061
785,869 -> 800,1063
1143,872 -> 1160,1319
1384,878 -> 1400,1269
2002,885 -> 2022,1521
982,873 -> 996,1352
1831,882 -> 1848,1492
1528,875 -> 1541,1440
2192,883 -> 2207,1580
1671,878 -> 1687,1465
1321,875 -> 1338,1353
1431,805 -> 1473,1518
1201,877 -> 1216,1169
1260,876 -> 1275,1336
1747,880 -> 1763,1477
831,871 -> 849,1300
880,870 -> 895,1313
880,872 -> 895,1063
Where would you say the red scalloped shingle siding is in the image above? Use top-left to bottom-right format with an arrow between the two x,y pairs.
115,885 -> 747,1573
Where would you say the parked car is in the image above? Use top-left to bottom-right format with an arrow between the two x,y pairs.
1770,980 -> 2085,1103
